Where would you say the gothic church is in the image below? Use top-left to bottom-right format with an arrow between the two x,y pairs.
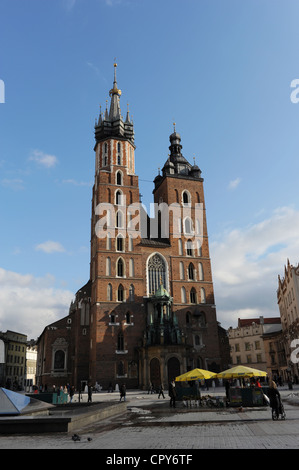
36,65 -> 228,391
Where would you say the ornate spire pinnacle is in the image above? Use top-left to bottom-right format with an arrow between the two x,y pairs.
109,62 -> 121,121
94,63 -> 134,144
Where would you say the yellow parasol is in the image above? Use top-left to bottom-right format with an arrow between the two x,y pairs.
216,365 -> 267,379
175,368 -> 217,382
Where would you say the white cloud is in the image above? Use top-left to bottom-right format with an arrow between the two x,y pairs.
0,268 -> 73,339
62,178 -> 92,187
228,177 -> 241,190
1,178 -> 25,191
35,241 -> 66,254
211,206 -> 299,329
29,150 -> 58,168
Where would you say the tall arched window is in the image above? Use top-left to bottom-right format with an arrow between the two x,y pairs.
147,253 -> 167,295
190,287 -> 197,304
200,287 -> 206,304
186,239 -> 194,256
106,257 -> 111,276
179,261 -> 184,280
128,235 -> 133,251
129,284 -> 134,302
188,262 -> 195,280
116,234 -> 124,252
115,190 -> 123,205
182,190 -> 191,206
198,262 -> 204,281
104,142 -> 108,166
117,258 -> 125,277
116,210 -> 124,228
117,332 -> 124,351
129,258 -> 134,277
116,170 -> 123,185
117,284 -> 124,302
181,286 -> 187,303
117,142 -> 122,165
197,240 -> 202,256
194,335 -> 200,346
126,312 -> 131,324
184,217 -> 193,235
117,361 -> 124,375
106,233 -> 111,250
54,350 -> 65,370
107,283 -> 112,301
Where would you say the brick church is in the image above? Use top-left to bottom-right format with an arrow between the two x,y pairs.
36,65 -> 229,391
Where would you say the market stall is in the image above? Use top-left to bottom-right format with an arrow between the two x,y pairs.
216,365 -> 268,407
175,368 -> 217,401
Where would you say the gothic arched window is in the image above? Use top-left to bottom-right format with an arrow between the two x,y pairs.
147,253 -> 167,295
116,210 -> 124,228
107,283 -> 112,301
181,286 -> 187,303
54,350 -> 65,370
188,262 -> 195,280
117,284 -> 124,302
117,258 -> 124,277
182,190 -> 191,206
200,287 -> 206,304
129,284 -> 135,301
116,170 -> 123,185
115,190 -> 122,205
116,234 -> 124,252
117,333 -> 124,351
190,287 -> 197,304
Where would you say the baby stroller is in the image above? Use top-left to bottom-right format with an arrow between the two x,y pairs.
271,396 -> 286,420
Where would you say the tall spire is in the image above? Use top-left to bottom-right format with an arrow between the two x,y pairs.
94,63 -> 134,144
109,62 -> 122,121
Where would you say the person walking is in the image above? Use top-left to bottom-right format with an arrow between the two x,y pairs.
69,385 -> 75,403
168,379 -> 176,408
225,380 -> 230,400
268,380 -> 281,416
87,382 -> 92,403
158,383 -> 165,398
120,383 -> 126,402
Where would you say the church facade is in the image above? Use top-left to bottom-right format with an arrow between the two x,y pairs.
36,66 -> 228,391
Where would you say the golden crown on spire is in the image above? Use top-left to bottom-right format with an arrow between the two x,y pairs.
110,60 -> 121,96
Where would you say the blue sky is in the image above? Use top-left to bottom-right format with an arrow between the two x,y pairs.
1,0 -> 299,338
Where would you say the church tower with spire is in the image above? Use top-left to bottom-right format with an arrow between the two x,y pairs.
88,65 -> 223,388
35,65 -> 228,393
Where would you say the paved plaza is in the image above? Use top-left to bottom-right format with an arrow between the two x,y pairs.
1,385 -> 299,451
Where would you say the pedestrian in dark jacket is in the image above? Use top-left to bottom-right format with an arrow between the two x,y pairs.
158,384 -> 165,398
87,383 -> 92,402
267,380 -> 281,414
168,380 -> 176,408
120,383 -> 126,402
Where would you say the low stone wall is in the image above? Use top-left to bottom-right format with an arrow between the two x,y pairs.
0,401 -> 127,434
